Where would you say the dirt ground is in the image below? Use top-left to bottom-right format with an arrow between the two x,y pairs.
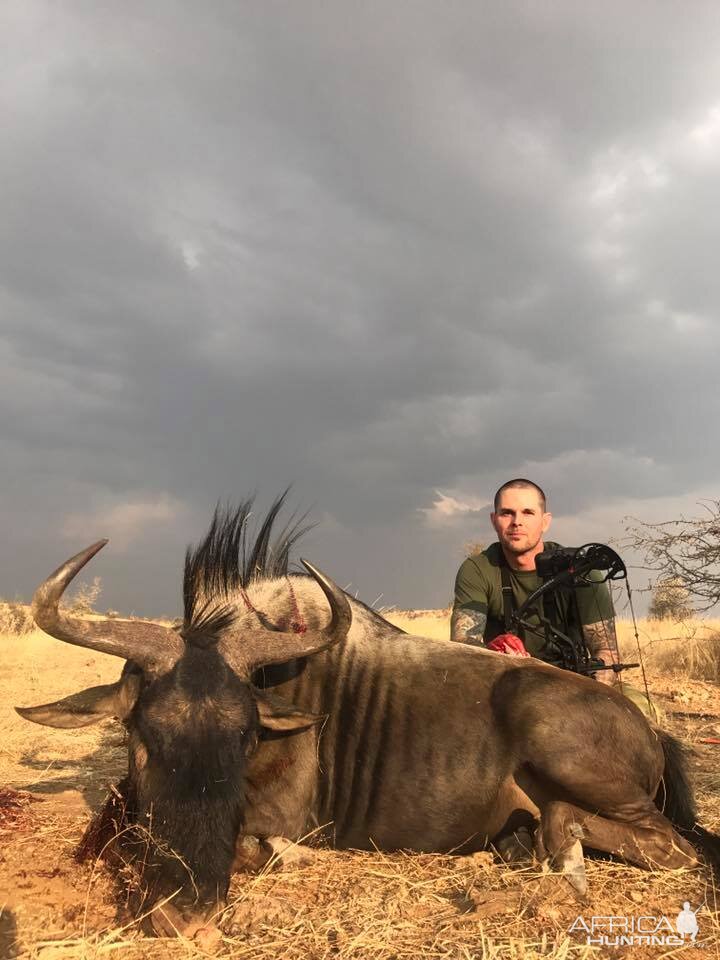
1,618 -> 719,959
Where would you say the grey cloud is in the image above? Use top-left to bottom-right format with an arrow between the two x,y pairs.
2,1 -> 720,613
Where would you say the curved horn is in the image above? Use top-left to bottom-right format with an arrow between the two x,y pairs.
32,541 -> 182,669
225,560 -> 352,675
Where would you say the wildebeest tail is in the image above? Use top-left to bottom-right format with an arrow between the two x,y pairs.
655,727 -> 720,872
654,729 -> 696,828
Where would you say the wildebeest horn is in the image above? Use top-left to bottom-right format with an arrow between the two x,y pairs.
32,540 -> 182,669
224,559 -> 352,674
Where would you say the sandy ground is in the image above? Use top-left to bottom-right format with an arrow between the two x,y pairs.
1,616 -> 719,958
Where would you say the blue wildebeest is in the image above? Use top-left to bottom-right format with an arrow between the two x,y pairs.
17,499 -> 720,944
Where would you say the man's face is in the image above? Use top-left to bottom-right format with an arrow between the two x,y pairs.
491,487 -> 551,558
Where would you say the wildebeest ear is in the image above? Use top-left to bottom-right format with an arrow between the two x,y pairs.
15,673 -> 141,729
253,688 -> 325,731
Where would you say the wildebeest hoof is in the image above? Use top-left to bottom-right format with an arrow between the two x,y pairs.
494,826 -> 534,863
233,833 -> 274,872
558,838 -> 588,899
266,835 -> 320,868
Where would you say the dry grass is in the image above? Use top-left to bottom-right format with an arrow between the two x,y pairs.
0,602 -> 35,637
387,610 -> 720,683
0,628 -> 124,806
618,620 -> 720,683
1,614 -> 719,958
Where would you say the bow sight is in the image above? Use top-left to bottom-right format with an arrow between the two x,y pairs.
534,542 -> 627,583
513,543 -> 639,678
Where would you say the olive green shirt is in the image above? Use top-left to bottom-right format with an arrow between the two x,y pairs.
452,541 -> 615,659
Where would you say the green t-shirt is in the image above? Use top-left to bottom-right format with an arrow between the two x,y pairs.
452,541 -> 615,659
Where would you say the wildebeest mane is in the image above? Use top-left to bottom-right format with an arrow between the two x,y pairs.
182,491 -> 313,640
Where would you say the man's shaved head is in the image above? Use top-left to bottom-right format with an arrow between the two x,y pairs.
493,479 -> 546,512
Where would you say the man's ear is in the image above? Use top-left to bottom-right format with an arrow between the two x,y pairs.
253,688 -> 325,732
15,673 -> 141,729
542,511 -> 552,534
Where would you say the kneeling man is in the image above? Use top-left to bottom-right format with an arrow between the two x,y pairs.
450,478 -> 619,684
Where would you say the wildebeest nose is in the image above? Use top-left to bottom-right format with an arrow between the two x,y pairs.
150,901 -> 222,950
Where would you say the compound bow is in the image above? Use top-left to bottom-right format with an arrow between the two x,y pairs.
511,542 -> 639,678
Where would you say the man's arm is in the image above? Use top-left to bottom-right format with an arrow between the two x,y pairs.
582,618 -> 620,685
577,573 -> 619,685
450,557 -> 489,646
450,607 -> 487,645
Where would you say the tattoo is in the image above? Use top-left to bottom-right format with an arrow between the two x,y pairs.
583,618 -> 620,685
450,607 -> 487,646
582,618 -> 619,659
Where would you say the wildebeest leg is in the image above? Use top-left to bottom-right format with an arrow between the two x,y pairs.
491,805 -> 537,863
537,799 -> 697,894
535,802 -> 588,895
488,782 -> 541,863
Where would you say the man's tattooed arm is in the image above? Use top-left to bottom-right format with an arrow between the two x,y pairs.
582,618 -> 620,685
450,607 -> 487,646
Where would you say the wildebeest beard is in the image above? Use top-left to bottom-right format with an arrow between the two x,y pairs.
128,645 -> 255,910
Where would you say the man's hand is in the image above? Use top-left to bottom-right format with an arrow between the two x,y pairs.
487,633 -> 530,657
594,654 -> 620,685
450,607 -> 487,645
583,618 -> 620,686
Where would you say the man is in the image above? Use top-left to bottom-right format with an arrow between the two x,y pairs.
450,479 -> 620,685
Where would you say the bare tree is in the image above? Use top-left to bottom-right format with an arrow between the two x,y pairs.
624,501 -> 720,611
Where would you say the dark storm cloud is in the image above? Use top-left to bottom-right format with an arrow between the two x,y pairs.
2,0 -> 720,612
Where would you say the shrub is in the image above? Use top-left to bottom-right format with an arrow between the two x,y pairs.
648,577 -> 693,621
463,540 -> 485,557
644,632 -> 720,683
61,576 -> 102,616
0,602 -> 35,635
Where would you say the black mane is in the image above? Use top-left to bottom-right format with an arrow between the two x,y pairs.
182,492 -> 313,641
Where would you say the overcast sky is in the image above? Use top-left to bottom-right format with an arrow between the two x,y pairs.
2,1 -> 720,616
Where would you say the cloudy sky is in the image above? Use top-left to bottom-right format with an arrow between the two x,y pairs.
2,1 -> 720,616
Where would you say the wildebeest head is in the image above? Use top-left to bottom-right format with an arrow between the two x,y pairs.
16,508 -> 351,942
